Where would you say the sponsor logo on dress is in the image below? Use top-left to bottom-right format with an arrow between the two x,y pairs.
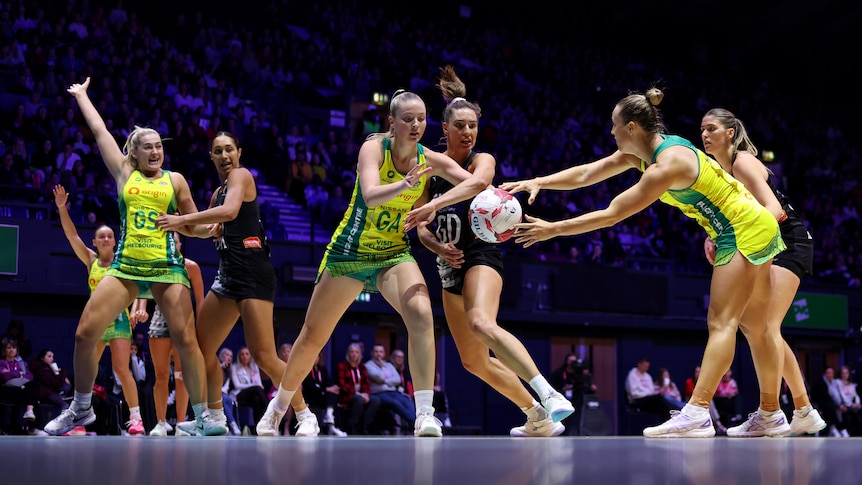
243,237 -> 262,249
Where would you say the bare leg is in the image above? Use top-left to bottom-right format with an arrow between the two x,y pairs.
770,266 -> 810,409
73,277 -> 137,394
378,262 -> 435,392
149,337 -> 173,423
195,291 -> 240,409
152,283 -> 207,412
443,284 -> 533,409
279,272 -> 363,392
239,298 -> 309,412
172,347 -> 189,420
109,338 -> 139,408
690,253 -> 761,409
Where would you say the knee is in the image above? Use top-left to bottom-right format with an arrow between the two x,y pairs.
467,316 -> 496,340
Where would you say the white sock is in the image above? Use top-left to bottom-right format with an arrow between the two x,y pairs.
129,406 -> 141,421
528,375 -> 554,399
522,400 -> 547,421
414,390 -> 434,413
209,407 -> 226,421
758,408 -> 780,417
682,404 -> 709,419
73,391 -> 92,410
796,404 -> 813,416
274,386 -> 295,412
296,407 -> 314,420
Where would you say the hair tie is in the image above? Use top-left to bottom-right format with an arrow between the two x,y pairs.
449,96 -> 467,104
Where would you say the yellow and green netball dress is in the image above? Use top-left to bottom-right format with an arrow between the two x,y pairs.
642,135 -> 785,266
88,260 -> 132,342
107,169 -> 190,297
319,137 -> 428,292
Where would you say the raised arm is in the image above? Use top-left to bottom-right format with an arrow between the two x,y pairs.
53,185 -> 97,267
67,77 -> 128,184
500,150 -> 638,205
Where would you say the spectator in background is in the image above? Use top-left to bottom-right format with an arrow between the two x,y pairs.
834,365 -> 862,437
302,351 -> 347,436
336,342 -> 380,435
30,348 -> 72,411
390,349 -> 414,398
713,369 -> 744,427
0,338 -> 46,435
230,346 -> 269,431
624,357 -> 677,416
217,347 -> 242,436
655,368 -> 686,410
550,352 -> 596,436
2,320 -> 33,363
366,344 -> 416,431
812,366 -> 842,437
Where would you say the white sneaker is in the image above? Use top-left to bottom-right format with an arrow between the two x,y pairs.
256,400 -> 286,436
789,408 -> 827,436
414,409 -> 443,437
165,421 -> 174,433
840,429 -> 850,438
22,409 -> 36,421
45,406 -> 97,436
327,424 -> 348,437
295,412 -> 320,437
727,409 -> 791,437
149,422 -> 168,436
229,422 -> 242,436
828,425 -> 841,437
510,416 -> 565,437
541,391 -> 575,423
29,428 -> 48,436
644,410 -> 715,438
176,414 -> 228,437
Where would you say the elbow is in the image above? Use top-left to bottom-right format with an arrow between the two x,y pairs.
470,177 -> 488,194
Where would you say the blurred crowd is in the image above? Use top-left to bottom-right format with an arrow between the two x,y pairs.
0,0 -> 859,285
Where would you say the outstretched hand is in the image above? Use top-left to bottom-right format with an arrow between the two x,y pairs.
403,163 -> 433,190
404,204 -> 435,232
67,77 -> 91,97
155,212 -> 185,232
499,179 -> 541,206
52,185 -> 69,209
513,214 -> 558,248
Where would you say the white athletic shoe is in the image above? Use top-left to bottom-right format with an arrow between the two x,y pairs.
176,413 -> 228,437
295,412 -> 320,437
643,410 -> 716,438
414,408 -> 443,437
510,416 -> 565,437
149,421 -> 169,436
326,424 -> 348,437
44,406 -> 96,436
541,391 -> 575,423
789,407 -> 827,436
727,409 -> 791,437
256,400 -> 286,436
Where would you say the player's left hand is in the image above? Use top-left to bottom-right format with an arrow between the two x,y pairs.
513,215 -> 557,248
404,204 -> 435,232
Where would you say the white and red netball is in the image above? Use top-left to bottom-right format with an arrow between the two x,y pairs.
469,188 -> 523,243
